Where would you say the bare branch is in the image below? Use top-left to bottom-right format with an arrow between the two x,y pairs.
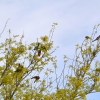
0,18 -> 10,36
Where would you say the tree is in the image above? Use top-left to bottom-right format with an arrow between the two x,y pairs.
0,21 -> 100,100
0,21 -> 58,100
44,24 -> 100,100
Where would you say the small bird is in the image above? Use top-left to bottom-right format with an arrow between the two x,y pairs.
15,64 -> 23,72
38,50 -> 41,56
92,35 -> 100,42
34,43 -> 40,50
31,76 -> 40,83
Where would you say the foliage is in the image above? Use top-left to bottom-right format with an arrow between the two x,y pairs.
0,22 -> 100,100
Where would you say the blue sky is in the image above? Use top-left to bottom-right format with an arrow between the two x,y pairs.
0,0 -> 100,99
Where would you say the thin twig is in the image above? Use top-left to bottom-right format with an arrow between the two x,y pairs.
0,18 -> 10,36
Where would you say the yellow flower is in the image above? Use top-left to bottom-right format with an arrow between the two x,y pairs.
40,35 -> 48,42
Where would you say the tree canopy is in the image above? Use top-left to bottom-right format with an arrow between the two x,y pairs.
0,22 -> 100,100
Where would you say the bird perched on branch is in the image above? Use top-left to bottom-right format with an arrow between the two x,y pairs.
92,35 -> 100,42
34,43 -> 42,56
34,43 -> 40,50
38,50 -> 41,56
31,76 -> 40,83
15,64 -> 23,72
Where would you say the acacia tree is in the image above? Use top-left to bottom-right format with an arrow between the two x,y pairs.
0,20 -> 100,100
